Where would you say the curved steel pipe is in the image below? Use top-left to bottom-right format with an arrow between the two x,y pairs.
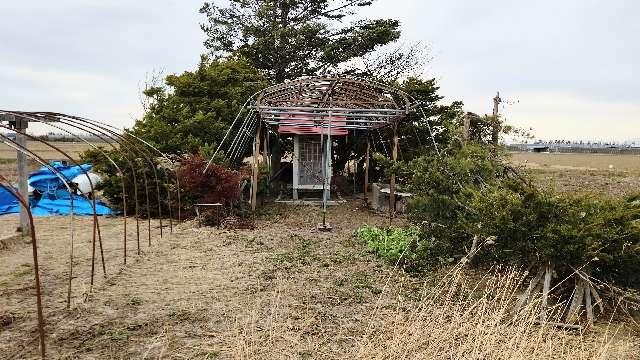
56,119 -> 144,257
61,119 -> 157,248
0,134 -> 77,309
1,118 -> 107,287
42,119 -> 132,264
0,176 -> 45,359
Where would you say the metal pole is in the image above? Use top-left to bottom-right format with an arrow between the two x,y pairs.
364,135 -> 370,204
389,122 -> 398,222
322,110 -> 333,227
251,123 -> 261,212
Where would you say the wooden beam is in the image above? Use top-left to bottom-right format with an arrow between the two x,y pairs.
251,124 -> 261,211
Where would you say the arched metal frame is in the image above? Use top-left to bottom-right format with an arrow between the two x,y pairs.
0,110 -> 180,358
208,76 -> 428,222
0,176 -> 45,359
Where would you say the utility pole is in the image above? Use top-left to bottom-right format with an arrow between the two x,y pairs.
491,91 -> 502,145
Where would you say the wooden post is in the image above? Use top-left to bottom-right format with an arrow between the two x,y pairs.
463,114 -> 470,142
15,116 -> 30,235
389,123 -> 398,221
364,135 -> 370,204
251,124 -> 261,211
492,91 -> 501,145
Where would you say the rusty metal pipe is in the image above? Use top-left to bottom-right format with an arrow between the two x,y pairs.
0,177 -> 45,359
0,131 -> 79,309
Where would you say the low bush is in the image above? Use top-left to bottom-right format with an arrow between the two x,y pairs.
370,139 -> 640,316
177,153 -> 247,214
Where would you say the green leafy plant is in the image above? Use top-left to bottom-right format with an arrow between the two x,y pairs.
356,225 -> 423,269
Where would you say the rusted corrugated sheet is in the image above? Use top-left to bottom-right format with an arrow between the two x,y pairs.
277,114 -> 348,136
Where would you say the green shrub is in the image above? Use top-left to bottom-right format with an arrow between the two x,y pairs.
378,141 -> 640,290
467,186 -> 640,288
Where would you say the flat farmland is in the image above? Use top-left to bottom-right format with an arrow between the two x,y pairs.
0,141 -> 95,161
0,141 -> 96,183
509,152 -> 640,197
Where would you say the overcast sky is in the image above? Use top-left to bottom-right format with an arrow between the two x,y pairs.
1,0 -> 638,141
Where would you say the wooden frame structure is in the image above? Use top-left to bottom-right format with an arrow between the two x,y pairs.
208,76 -> 420,222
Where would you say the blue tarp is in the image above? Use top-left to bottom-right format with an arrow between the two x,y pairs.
29,162 -> 92,193
0,186 -> 20,214
0,162 -> 112,217
31,189 -> 112,216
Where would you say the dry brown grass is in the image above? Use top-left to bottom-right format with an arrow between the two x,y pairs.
0,141 -> 94,162
351,266 -> 639,359
0,201 -> 639,359
509,152 -> 640,197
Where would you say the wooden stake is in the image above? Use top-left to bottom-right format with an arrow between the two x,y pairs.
585,282 -> 594,324
251,124 -> 261,211
515,268 -> 544,313
541,264 -> 553,322
364,135 -> 370,204
567,278 -> 585,323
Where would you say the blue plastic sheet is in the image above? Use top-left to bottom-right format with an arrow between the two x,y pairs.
29,162 -> 92,193
0,162 -> 112,217
31,190 -> 112,216
0,186 -> 20,214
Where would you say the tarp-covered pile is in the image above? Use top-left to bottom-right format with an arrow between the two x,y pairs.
0,162 -> 112,216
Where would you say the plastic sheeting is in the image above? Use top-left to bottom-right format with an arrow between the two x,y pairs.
29,162 -> 92,193
71,172 -> 103,195
31,190 -> 112,216
0,186 -> 20,214
0,162 -> 112,217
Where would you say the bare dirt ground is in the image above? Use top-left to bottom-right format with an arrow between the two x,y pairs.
509,152 -> 640,197
0,203 -> 420,359
1,201 -> 639,359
